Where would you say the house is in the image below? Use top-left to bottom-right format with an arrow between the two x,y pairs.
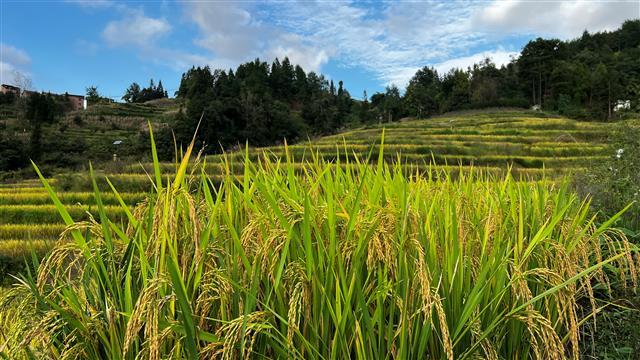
20,90 -> 37,97
66,94 -> 86,111
614,100 -> 631,112
0,84 -> 20,96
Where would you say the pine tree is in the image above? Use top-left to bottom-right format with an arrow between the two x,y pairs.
157,80 -> 165,99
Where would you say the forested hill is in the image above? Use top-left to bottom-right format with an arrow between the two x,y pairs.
170,20 -> 639,154
402,19 -> 640,120
170,58 -> 356,152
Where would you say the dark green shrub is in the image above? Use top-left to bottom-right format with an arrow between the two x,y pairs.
574,121 -> 640,234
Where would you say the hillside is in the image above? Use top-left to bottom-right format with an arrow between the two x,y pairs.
0,100 -> 179,177
0,110 -> 620,274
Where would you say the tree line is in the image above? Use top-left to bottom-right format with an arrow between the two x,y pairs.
167,57 -> 356,153
400,19 -> 640,120
122,79 -> 168,103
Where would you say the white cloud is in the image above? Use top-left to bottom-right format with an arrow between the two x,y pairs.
102,11 -> 171,47
0,62 -> 18,86
77,4 -> 205,71
149,48 -> 211,72
1,43 -> 31,67
183,2 -> 331,72
472,0 -> 639,39
182,2 -> 462,86
66,0 -> 114,8
263,2 -> 487,87
0,44 -> 31,86
187,3 -> 258,60
263,34 -> 330,73
383,67 -> 422,89
260,1 -> 636,87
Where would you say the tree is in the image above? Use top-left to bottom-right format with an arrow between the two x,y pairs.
29,121 -> 42,160
293,65 -> 308,101
127,79 -> 169,103
440,68 -> 470,111
12,71 -> 32,95
382,85 -> 403,122
157,80 -> 166,99
122,82 -> 141,103
0,92 -> 17,106
86,86 -> 102,104
359,90 -> 372,123
270,57 -> 295,100
517,38 -> 565,106
0,131 -> 27,171
590,63 -> 611,120
177,66 -> 216,99
12,71 -> 33,121
175,57 -> 355,149
628,83 -> 640,112
404,67 -> 441,117
469,58 -> 501,106
26,92 -> 59,125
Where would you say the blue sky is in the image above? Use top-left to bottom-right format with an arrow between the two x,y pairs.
1,1 -> 638,101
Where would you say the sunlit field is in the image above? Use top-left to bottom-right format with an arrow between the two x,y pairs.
0,111 -> 616,263
0,125 -> 636,359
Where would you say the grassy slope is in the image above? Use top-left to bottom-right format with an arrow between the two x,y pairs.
0,100 -> 180,180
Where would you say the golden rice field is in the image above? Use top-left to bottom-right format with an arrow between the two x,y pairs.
0,111 -> 619,266
0,126 -> 636,359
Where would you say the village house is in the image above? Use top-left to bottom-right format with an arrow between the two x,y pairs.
0,84 -> 20,96
20,89 -> 37,97
66,93 -> 86,111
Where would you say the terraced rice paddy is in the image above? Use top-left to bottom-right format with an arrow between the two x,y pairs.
0,180 -> 143,259
0,130 -> 636,359
0,111 -> 616,265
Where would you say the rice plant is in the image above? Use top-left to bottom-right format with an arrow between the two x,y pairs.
0,192 -> 145,206
0,224 -> 66,240
0,130 -> 637,359
0,239 -> 52,258
0,204 -> 127,224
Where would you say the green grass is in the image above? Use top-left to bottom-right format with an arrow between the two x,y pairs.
0,131 -> 636,359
